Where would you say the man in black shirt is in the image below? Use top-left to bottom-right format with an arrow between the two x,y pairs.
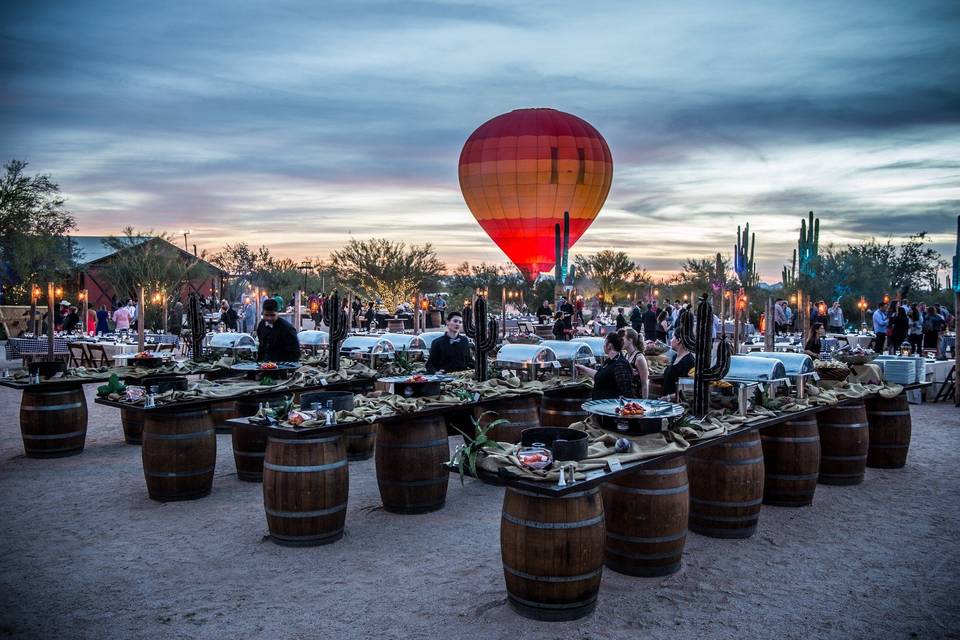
559,296 -> 574,334
642,304 -> 658,340
256,298 -> 301,362
425,311 -> 474,373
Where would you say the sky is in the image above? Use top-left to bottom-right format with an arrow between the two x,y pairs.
2,0 -> 959,282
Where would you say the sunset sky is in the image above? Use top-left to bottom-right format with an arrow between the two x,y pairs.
2,1 -> 958,282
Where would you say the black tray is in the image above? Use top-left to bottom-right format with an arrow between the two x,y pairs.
378,375 -> 454,398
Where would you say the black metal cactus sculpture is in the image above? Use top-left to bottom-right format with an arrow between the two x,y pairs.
463,294 -> 498,381
324,290 -> 349,370
188,292 -> 204,359
677,294 -> 732,418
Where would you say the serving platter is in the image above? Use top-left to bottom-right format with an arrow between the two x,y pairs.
582,397 -> 685,435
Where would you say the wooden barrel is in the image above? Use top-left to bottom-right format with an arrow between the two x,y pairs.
232,421 -> 268,482
687,430 -> 764,539
343,424 -> 377,461
473,396 -> 540,444
141,409 -> 217,501
375,415 -> 449,514
210,400 -> 240,434
121,407 -> 144,445
817,401 -> 869,485
262,434 -> 349,546
540,386 -> 591,427
500,487 -> 605,621
865,394 -> 911,469
602,457 -> 688,577
20,386 -> 88,458
760,417 -> 820,507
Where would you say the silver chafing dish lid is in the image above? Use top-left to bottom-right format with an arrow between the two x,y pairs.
380,333 -> 426,351
747,351 -> 814,375
541,340 -> 595,365
205,332 -> 256,348
341,335 -> 396,354
724,355 -> 788,382
577,337 -> 607,358
297,330 -> 330,346
493,344 -> 559,367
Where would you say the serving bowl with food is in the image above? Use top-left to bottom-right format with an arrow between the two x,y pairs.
582,397 -> 685,435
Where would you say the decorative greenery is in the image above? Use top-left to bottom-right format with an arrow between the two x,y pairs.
573,250 -> 639,302
450,411 -> 508,484
96,373 -> 126,397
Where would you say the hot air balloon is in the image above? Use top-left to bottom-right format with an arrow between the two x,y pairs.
458,108 -> 613,282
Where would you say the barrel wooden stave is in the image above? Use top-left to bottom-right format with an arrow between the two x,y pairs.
262,434 -> 349,546
540,386 -> 592,428
817,401 -> 869,485
375,415 -> 449,514
343,423 -> 377,461
232,421 -> 268,482
20,386 -> 88,458
865,394 -> 911,469
500,487 -> 605,621
760,417 -> 820,507
141,409 -> 217,501
602,457 -> 688,576
120,408 -> 144,445
474,396 -> 540,444
687,430 -> 764,539
211,400 -> 240,434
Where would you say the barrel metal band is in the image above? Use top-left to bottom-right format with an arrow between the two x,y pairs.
604,483 -> 688,496
606,529 -> 687,544
821,454 -> 868,461
507,593 -> 597,611
235,450 -> 266,458
502,512 -> 604,530
605,547 -> 683,561
507,487 -> 599,500
144,465 -> 215,478
692,456 -> 764,466
379,476 -> 447,487
542,409 -> 587,416
503,564 -> 602,583
691,496 -> 763,508
376,438 -> 447,449
631,465 -> 686,476
867,411 -> 910,416
869,443 -> 908,449
22,430 -> 85,440
268,435 -> 341,445
265,503 -> 347,518
264,459 -> 347,473
819,422 -> 868,429
720,440 -> 761,448
271,529 -> 343,541
761,436 -> 819,443
22,402 -> 84,412
690,512 -> 759,523
766,473 -> 819,481
144,429 -> 215,441
150,410 -> 208,419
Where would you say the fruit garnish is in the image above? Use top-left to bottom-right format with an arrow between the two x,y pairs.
260,362 -> 279,370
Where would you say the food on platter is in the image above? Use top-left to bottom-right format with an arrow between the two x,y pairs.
259,362 -> 279,370
615,401 -> 645,416
405,374 -> 429,383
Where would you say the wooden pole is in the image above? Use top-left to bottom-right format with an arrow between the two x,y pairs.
764,297 -> 775,351
82,289 -> 89,336
137,285 -> 145,352
501,288 -> 506,338
30,284 -> 38,336
46,282 -> 55,359
955,291 -> 959,407
294,291 -> 302,333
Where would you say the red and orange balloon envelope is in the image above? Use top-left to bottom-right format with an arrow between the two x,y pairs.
458,108 -> 613,282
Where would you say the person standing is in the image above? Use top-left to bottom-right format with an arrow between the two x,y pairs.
827,301 -> 845,334
219,300 -> 238,331
62,306 -> 81,333
872,301 -> 889,353
774,300 -> 788,334
907,304 -> 924,354
574,296 -> 585,325
620,328 -> 650,398
655,304 -> 671,342
559,296 -> 574,335
660,333 -> 695,399
922,305 -> 946,352
629,301 -> 643,334
536,301 -> 552,324
552,312 -> 567,341
126,299 -> 138,330
890,302 -> 909,353
425,311 -> 474,373
112,303 -> 132,332
256,298 -> 300,362
434,295 -> 447,323
170,300 -> 185,336
615,307 -> 628,330
95,305 -> 110,334
574,332 -> 637,400
642,304 -> 658,341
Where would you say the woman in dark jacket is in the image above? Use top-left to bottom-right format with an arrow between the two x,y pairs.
889,302 -> 909,352
551,312 -> 567,341
95,305 -> 110,334
575,332 -> 637,400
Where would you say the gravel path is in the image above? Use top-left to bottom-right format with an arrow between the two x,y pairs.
1,386 -> 958,640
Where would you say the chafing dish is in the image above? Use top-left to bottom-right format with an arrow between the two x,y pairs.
297,330 -> 329,356
341,335 -> 395,367
381,333 -> 427,352
724,355 -> 788,384
204,332 -> 257,359
577,337 -> 608,362
541,340 -> 595,380
493,344 -> 559,382
748,351 -> 817,399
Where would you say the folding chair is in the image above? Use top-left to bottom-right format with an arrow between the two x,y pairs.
933,365 -> 956,403
68,343 -> 92,368
86,344 -> 110,367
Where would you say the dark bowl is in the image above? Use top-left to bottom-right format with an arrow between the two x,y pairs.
131,357 -> 164,369
592,414 -> 670,436
28,360 -> 67,379
300,391 -> 355,412
390,380 -> 443,398
137,375 -> 189,393
520,427 -> 589,461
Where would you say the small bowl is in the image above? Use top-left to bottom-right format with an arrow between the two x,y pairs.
517,446 -> 553,470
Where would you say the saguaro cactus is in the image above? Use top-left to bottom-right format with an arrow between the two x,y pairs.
798,211 -> 820,280
677,294 -> 732,418
463,294 -> 498,381
554,210 -> 571,296
734,223 -> 757,287
782,249 -> 797,289
324,290 -> 349,370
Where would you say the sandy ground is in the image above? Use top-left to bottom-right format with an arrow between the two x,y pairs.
0,385 -> 958,640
